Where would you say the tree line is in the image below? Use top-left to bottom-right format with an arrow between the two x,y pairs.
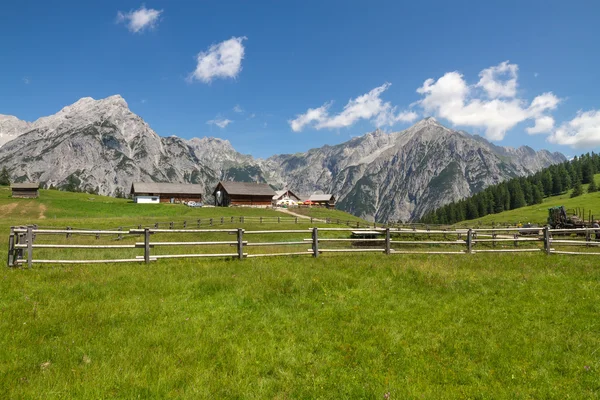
419,152 -> 600,225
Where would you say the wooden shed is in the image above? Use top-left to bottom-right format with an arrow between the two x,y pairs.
309,194 -> 336,208
130,182 -> 204,204
213,181 -> 276,207
11,183 -> 40,199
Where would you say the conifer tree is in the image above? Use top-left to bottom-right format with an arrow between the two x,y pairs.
0,166 -> 10,186
588,178 -> 598,193
571,180 -> 583,198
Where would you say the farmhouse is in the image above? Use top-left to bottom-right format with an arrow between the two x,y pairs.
11,182 -> 40,199
272,189 -> 301,205
213,181 -> 276,207
130,182 -> 204,204
309,194 -> 336,208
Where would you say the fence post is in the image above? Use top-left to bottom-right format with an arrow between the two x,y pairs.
295,217 -> 298,224
144,228 -> 150,264
66,226 -> 71,239
169,222 -> 174,230
310,217 -> 313,224
183,221 -> 187,229
118,227 -> 123,241
385,228 -> 391,255
312,227 -> 319,258
231,216 -> 234,223
278,217 -> 280,223
241,216 -> 245,224
544,226 -> 551,255
356,221 -> 359,228
210,218 -> 213,226
466,228 -> 473,254
221,217 -> 224,224
155,222 -> 159,229
260,217 -> 263,224
197,219 -> 201,228
7,227 -> 15,267
237,229 -> 244,260
26,226 -> 33,268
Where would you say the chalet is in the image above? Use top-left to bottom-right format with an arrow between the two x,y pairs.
213,181 -> 276,207
272,189 -> 301,205
11,183 -> 40,199
130,182 -> 204,204
309,194 -> 336,208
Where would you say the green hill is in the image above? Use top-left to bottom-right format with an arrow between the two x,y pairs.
457,174 -> 600,226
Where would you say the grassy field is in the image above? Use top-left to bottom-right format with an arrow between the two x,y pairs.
461,174 -> 600,227
1,187 -> 600,398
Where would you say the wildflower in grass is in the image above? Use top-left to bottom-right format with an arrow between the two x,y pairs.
584,365 -> 590,371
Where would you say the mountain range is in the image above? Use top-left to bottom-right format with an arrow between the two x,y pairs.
0,95 -> 566,222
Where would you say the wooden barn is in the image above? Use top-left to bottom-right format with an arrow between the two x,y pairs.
272,189 -> 301,205
130,182 -> 204,204
309,194 -> 336,208
213,181 -> 276,207
11,183 -> 40,199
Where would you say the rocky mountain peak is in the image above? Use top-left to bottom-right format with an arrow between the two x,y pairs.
0,95 -> 567,222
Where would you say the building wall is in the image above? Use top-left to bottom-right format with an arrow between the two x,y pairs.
133,192 -> 202,204
12,189 -> 39,199
135,195 -> 160,204
230,195 -> 273,207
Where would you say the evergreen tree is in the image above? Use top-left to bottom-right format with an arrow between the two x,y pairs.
532,185 -> 544,204
541,170 -> 553,196
65,175 -> 80,192
0,166 -> 10,186
571,180 -> 583,198
588,178 -> 598,193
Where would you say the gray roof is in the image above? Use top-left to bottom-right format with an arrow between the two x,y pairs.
273,189 -> 301,200
11,183 -> 39,190
131,182 -> 204,195
309,194 -> 335,202
215,181 -> 276,196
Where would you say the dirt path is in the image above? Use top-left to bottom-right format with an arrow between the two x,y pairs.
274,208 -> 326,222
0,203 -> 18,218
39,204 -> 47,219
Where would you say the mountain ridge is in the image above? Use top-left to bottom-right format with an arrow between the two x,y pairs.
0,95 -> 566,222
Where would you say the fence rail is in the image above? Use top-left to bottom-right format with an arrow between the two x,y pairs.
6,225 -> 600,267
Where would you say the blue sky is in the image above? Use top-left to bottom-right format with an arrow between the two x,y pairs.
1,0 -> 599,158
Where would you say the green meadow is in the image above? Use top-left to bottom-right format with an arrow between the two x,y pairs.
1,187 -> 599,398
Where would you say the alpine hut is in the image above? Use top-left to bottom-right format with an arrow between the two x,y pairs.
130,182 -> 204,204
213,181 -> 276,207
309,194 -> 336,208
11,182 -> 40,199
272,189 -> 301,205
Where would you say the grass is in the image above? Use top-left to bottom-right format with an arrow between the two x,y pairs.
1,187 -> 600,398
461,174 -> 600,227
292,207 -> 366,223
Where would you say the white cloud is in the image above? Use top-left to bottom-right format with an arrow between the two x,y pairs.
416,61 -> 561,141
534,72 -> 539,78
22,77 -> 30,84
141,99 -> 147,104
188,37 -> 246,83
526,116 -> 554,134
549,110 -> 600,148
289,83 -> 416,132
233,105 -> 244,113
249,113 -> 256,119
207,118 -> 232,128
476,61 -> 518,98
116,6 -> 163,33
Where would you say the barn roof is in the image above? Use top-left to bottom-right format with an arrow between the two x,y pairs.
131,182 -> 204,195
11,183 -> 39,190
309,194 -> 335,202
273,189 -> 301,200
214,181 -> 276,196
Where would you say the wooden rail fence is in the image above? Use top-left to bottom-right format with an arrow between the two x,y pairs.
7,226 -> 600,267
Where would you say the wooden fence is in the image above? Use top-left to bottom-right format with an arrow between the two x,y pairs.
7,225 -> 600,267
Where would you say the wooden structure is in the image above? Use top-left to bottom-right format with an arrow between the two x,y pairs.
11,183 -> 39,199
309,194 -> 336,208
213,181 -> 275,207
130,182 -> 203,204
8,225 -> 600,268
272,189 -> 301,204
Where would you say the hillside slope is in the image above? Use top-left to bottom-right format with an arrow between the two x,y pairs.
462,174 -> 600,226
